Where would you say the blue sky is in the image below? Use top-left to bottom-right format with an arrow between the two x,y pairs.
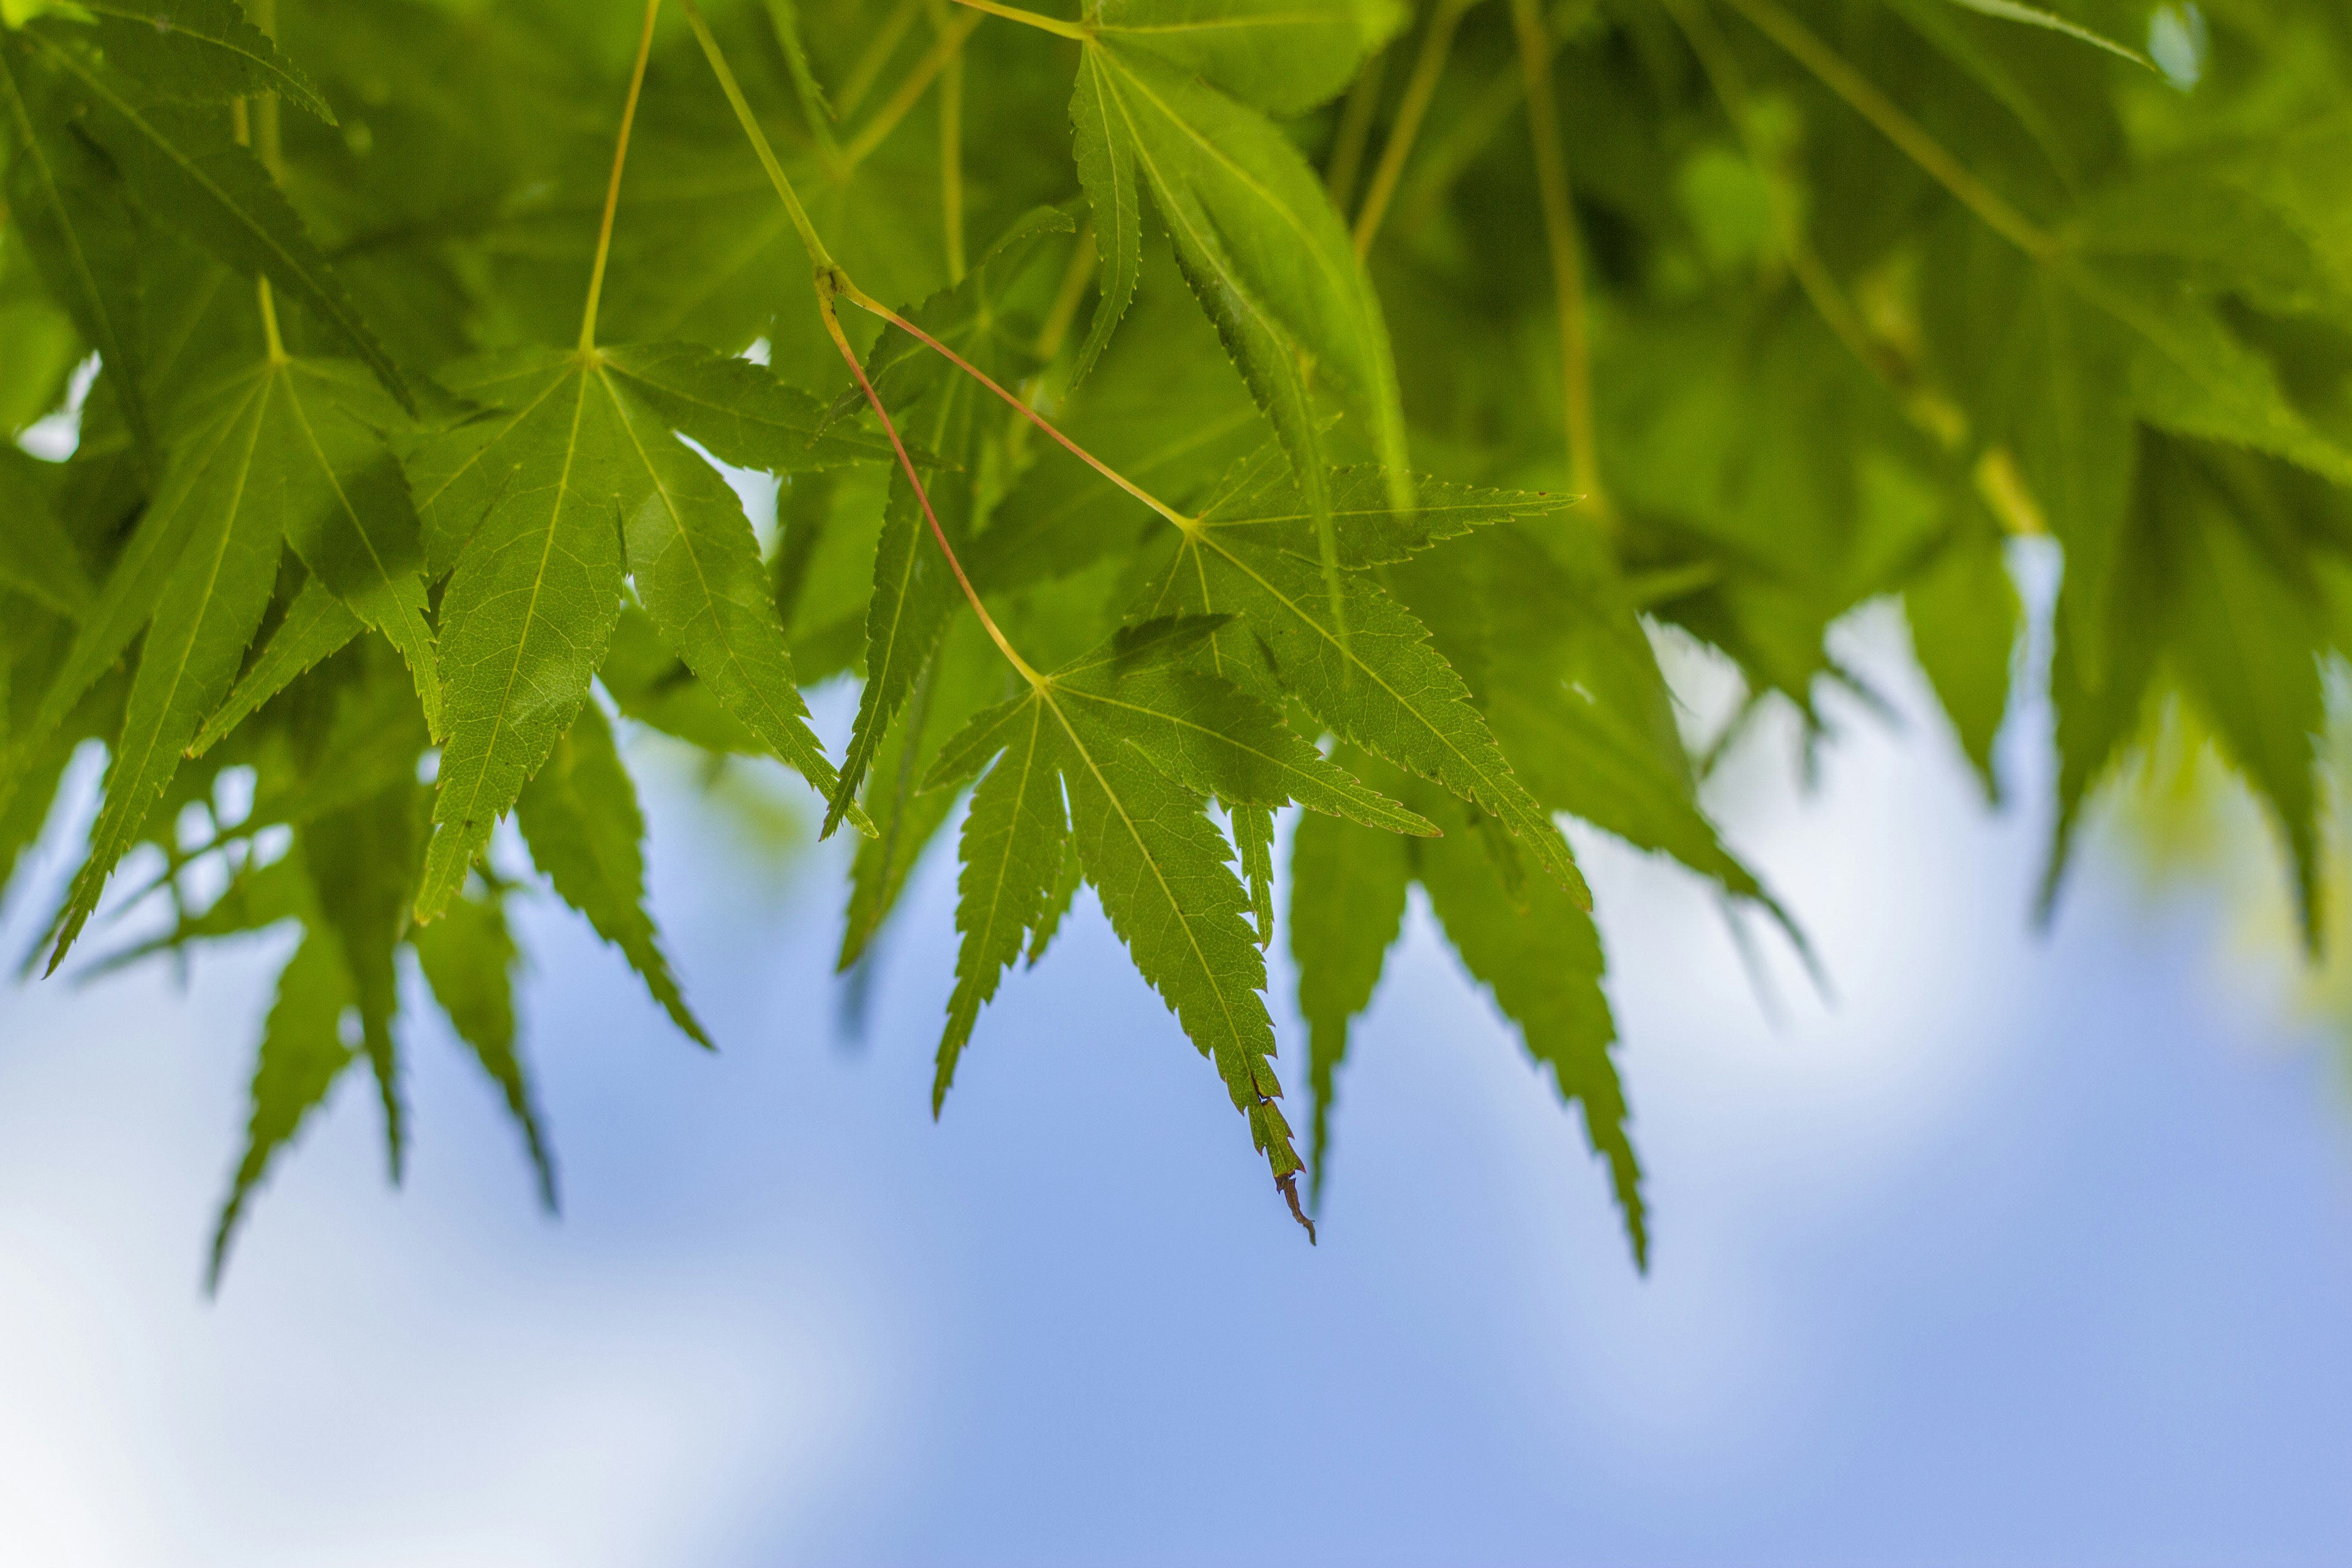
3,606 -> 2350,1566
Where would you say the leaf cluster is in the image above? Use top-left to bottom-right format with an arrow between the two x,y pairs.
4,0 -> 2348,1276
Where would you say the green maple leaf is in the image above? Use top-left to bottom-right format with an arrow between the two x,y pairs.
412,341 -> 845,919
1136,450 -> 1591,904
45,366 -> 282,968
919,621 -> 1390,1194
821,212 -> 1064,835
516,698 -> 711,1050
1069,2 -> 1411,638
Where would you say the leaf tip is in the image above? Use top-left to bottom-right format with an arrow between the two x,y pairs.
1278,1170 -> 1317,1245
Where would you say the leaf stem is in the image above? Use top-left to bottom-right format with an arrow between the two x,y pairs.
947,0 -> 1085,38
1352,0 -> 1472,257
1325,45 -> 1389,214
579,0 -> 663,355
683,10 -> 1202,554
816,282 -> 1043,688
228,93 -> 287,363
1390,29 -> 1553,238
1717,0 -> 2059,262
1508,0 -> 1602,510
679,0 -> 835,275
928,0 -> 967,282
841,9 -> 982,169
837,0 -> 923,118
1035,225 -> 1097,363
1658,0 -> 1882,375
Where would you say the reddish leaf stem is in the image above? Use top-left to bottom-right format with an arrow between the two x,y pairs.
838,279 -> 1200,536
816,282 -> 1043,688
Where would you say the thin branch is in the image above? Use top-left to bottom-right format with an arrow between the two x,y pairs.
841,9 -> 981,168
1352,0 -> 1475,256
840,277 -> 1199,535
1036,225 -> 1097,364
683,4 -> 1205,636
1325,42 -> 1389,214
928,0 -> 968,282
1508,0 -> 1602,510
816,282 -> 1043,687
948,0 -> 1086,38
224,5 -> 292,368
1658,0 -> 1881,374
579,0 -> 663,353
228,97 -> 287,363
679,0 -> 835,273
1391,39 -> 1547,238
838,0 -> 922,119
1717,0 -> 2058,260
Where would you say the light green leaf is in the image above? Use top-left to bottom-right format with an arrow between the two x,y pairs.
48,366 -> 277,970
923,638 -> 1316,1199
1923,226 -> 2136,674
598,341 -> 891,473
973,260 -> 1262,593
1052,683 -> 1305,1187
815,208 -> 1060,838
1231,799 -> 1273,948
20,377 -> 290,770
2071,266 -> 2352,488
1068,45 -> 1140,386
515,699 -> 710,1050
1193,447 -> 1578,567
1075,33 -> 1412,627
841,620 -> 1006,970
826,454 -> 958,835
257,358 -> 440,733
1049,630 -> 1436,836
412,348 -> 628,920
601,364 -> 839,801
598,602 -> 759,756
935,691 -> 1067,1112
1027,834 -> 1084,967
763,0 -> 837,148
2154,442 -> 2328,950
1142,516 -> 1591,905
1091,0 -> 1407,115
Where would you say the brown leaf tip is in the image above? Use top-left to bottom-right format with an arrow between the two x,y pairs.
1277,1170 -> 1317,1246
